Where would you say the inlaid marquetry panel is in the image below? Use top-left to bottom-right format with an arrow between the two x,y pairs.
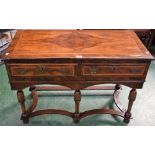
82,63 -> 146,77
9,63 -> 77,77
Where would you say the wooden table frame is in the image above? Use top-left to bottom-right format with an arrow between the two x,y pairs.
3,30 -> 154,124
17,84 -> 135,124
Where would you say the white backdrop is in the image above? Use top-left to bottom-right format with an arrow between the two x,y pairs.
0,0 -> 155,155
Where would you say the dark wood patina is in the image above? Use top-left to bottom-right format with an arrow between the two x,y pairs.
3,30 -> 154,124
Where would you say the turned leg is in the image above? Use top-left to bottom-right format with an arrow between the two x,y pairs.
123,89 -> 137,123
17,90 -> 26,114
17,90 -> 29,124
73,90 -> 81,123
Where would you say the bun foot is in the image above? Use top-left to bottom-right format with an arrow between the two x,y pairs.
123,117 -> 130,124
23,118 -> 29,124
73,113 -> 80,124
123,112 -> 131,124
21,114 -> 29,124
73,119 -> 80,124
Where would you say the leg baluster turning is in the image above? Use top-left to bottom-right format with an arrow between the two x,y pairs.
73,90 -> 81,123
123,89 -> 137,123
17,87 -> 38,124
17,90 -> 29,124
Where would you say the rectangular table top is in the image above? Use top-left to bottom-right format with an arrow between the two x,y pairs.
4,30 -> 154,60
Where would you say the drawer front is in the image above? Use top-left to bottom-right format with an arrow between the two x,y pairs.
82,64 -> 146,77
9,63 -> 77,77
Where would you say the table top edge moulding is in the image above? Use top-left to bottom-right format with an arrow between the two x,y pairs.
3,29 -> 154,125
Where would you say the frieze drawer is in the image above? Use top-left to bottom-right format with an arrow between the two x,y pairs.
82,64 -> 146,77
8,63 -> 77,77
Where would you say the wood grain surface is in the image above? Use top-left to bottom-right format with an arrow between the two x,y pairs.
4,30 -> 154,60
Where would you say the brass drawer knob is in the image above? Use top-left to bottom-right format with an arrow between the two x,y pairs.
111,66 -> 118,71
36,66 -> 48,72
91,71 -> 97,74
129,69 -> 140,73
16,69 -> 28,75
90,67 -> 98,74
